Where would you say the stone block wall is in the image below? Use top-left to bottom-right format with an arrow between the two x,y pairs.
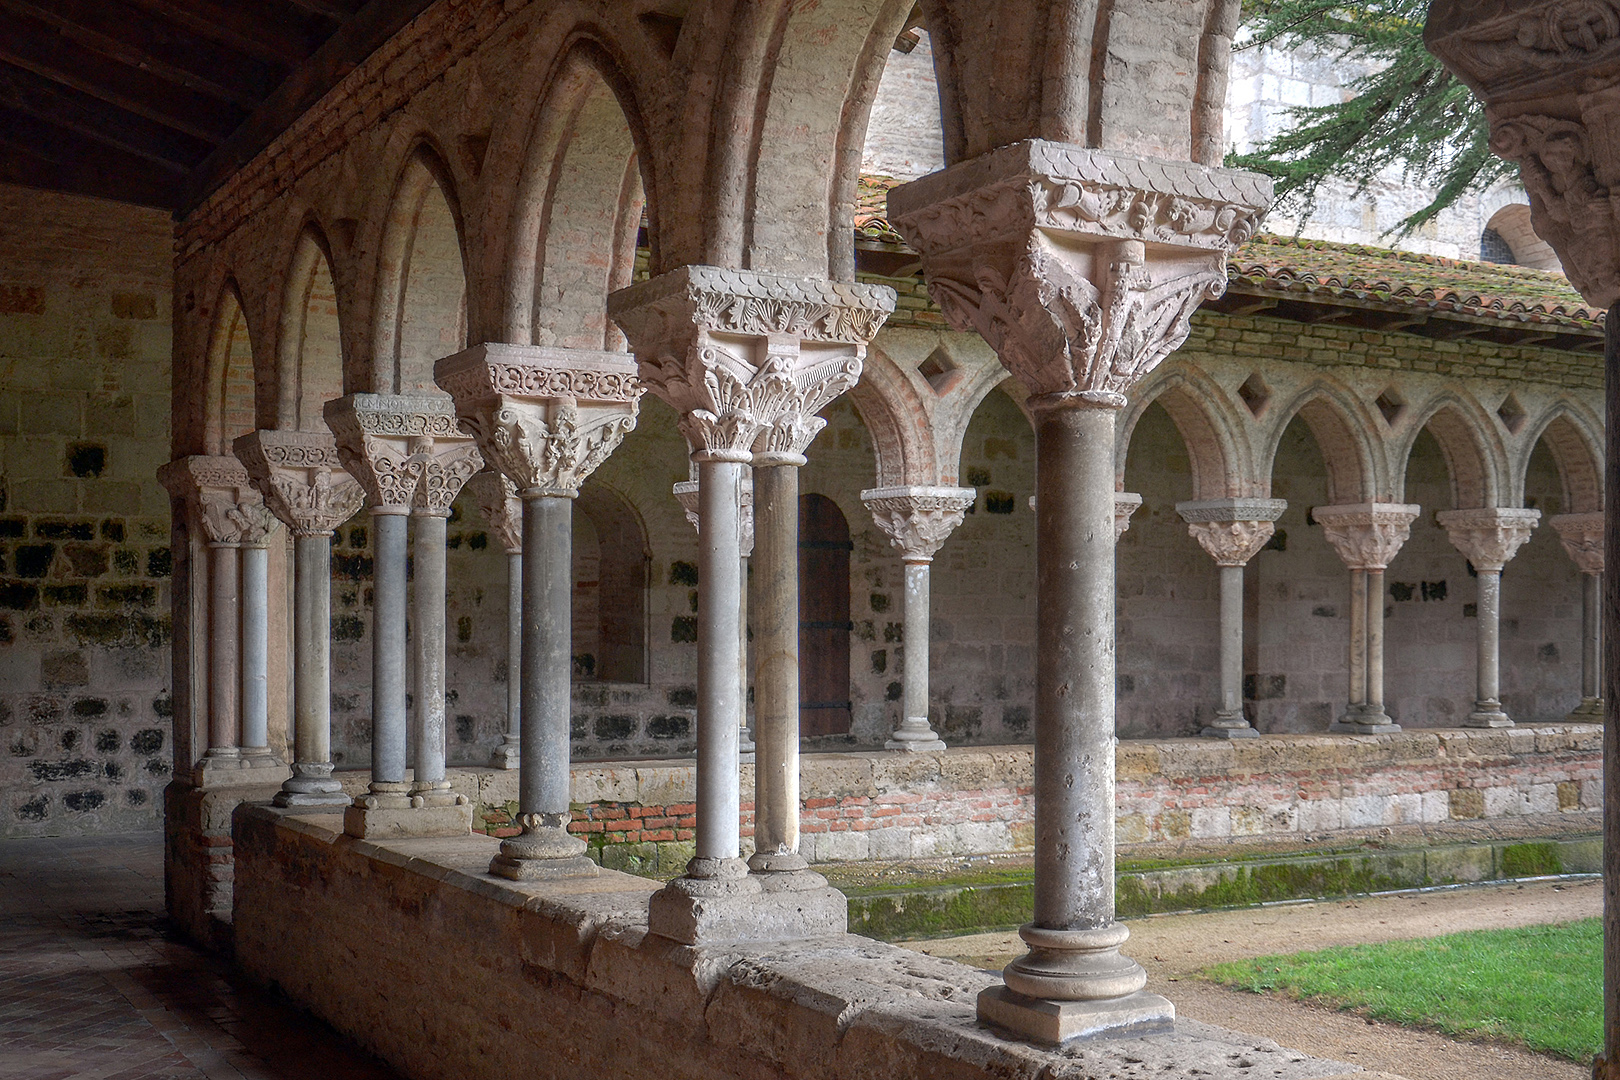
0,185 -> 176,837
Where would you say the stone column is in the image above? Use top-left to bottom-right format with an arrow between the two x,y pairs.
1552,513 -> 1605,719
674,475 -> 756,756
438,344 -> 640,879
890,140 -> 1269,1041
1437,507 -> 1541,727
472,471 -> 526,767
861,486 -> 976,750
328,393 -> 482,837
1175,498 -> 1287,739
234,431 -> 366,806
1313,503 -> 1420,734
611,266 -> 894,942
157,457 -> 286,786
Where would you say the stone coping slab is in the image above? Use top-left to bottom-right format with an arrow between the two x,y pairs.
232,804 -> 1405,1080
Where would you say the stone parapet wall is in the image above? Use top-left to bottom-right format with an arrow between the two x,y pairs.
232,807 -> 1376,1080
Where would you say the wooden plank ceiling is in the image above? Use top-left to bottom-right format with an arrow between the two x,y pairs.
0,0 -> 434,214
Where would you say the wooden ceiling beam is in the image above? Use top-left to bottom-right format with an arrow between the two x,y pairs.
0,7 -> 241,142
0,65 -> 211,169
119,0 -> 326,69
0,0 -> 280,108
278,0 -> 362,21
0,106 -> 181,207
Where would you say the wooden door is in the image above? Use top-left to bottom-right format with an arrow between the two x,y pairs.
798,494 -> 852,736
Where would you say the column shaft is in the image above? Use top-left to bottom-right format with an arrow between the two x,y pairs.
902,560 -> 931,730
696,458 -> 745,867
207,544 -> 240,757
372,513 -> 409,786
1603,302 -> 1620,1070
739,553 -> 753,755
412,514 -> 449,794
522,496 -> 572,819
1347,569 -> 1368,709
240,544 -> 269,753
751,464 -> 801,867
506,550 -> 523,755
1366,569 -> 1386,712
275,533 -> 345,804
1586,573 -> 1603,703
1476,569 -> 1502,707
1218,564 -> 1243,719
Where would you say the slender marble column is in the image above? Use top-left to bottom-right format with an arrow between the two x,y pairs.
1552,512 -> 1606,720
1176,498 -> 1287,739
410,513 -> 451,800
674,475 -> 755,756
239,541 -> 272,760
750,457 -> 804,871
437,343 -> 639,876
206,542 -> 241,766
472,471 -> 525,768
370,512 -> 409,794
863,485 -> 975,751
1315,503 -> 1420,734
1438,507 -> 1540,727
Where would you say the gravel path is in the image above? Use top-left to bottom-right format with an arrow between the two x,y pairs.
899,877 -> 1601,1080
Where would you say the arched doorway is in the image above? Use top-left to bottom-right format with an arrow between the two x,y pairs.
799,493 -> 852,737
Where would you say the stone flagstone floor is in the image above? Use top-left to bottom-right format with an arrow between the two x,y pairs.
0,832 -> 404,1080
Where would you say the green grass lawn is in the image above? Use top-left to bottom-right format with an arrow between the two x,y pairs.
1204,918 -> 1600,1062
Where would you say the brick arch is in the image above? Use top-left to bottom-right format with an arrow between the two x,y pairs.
1117,368 -> 1248,498
1394,398 -> 1501,509
202,280 -> 258,456
369,144 -> 469,395
1521,406 -> 1604,513
1262,387 -> 1379,504
275,224 -> 346,433
847,348 -> 934,489
502,43 -> 651,348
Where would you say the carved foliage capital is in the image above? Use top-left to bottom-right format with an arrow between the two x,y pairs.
469,470 -> 523,554
1551,511 -> 1606,574
861,486 -> 976,562
1437,507 -> 1541,571
1176,498 -> 1287,566
158,456 -> 278,546
1312,503 -> 1422,571
1114,492 -> 1144,542
232,430 -> 365,538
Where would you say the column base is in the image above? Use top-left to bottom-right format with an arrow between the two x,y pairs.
1464,703 -> 1515,728
343,795 -> 473,838
1199,723 -> 1258,740
489,816 -> 598,880
489,739 -> 521,769
273,763 -> 349,807
1329,707 -> 1400,734
1568,697 -> 1604,720
886,717 -> 946,752
648,856 -> 846,944
194,752 -> 292,787
976,985 -> 1175,1045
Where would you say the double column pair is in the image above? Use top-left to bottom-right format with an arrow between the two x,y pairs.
158,457 -> 289,787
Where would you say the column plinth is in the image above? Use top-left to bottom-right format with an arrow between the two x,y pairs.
438,344 -> 642,876
612,266 -> 894,940
233,431 -> 365,807
861,485 -> 975,751
1176,498 -> 1287,740
1314,503 -> 1420,734
1438,507 -> 1540,728
891,139 -> 1269,1039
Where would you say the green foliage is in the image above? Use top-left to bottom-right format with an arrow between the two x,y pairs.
1205,918 -> 1601,1062
1228,0 -> 1516,238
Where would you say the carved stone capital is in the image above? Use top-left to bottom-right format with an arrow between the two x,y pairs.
888,141 -> 1271,407
436,343 -> 640,499
469,470 -> 523,555
608,266 -> 896,459
1436,507 -> 1542,572
1312,503 -> 1422,571
861,486 -> 976,563
673,476 -> 755,557
232,430 -> 366,538
158,455 -> 279,547
324,392 -> 483,517
1551,511 -> 1606,575
1176,498 -> 1287,567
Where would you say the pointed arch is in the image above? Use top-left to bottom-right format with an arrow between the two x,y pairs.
503,41 -> 654,349
1519,404 -> 1604,513
276,223 -> 345,433
1261,385 -> 1381,504
1392,396 -> 1502,509
370,142 -> 469,395
202,279 -> 259,455
1118,366 -> 1251,499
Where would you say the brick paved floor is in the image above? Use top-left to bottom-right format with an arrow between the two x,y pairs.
0,832 -> 405,1080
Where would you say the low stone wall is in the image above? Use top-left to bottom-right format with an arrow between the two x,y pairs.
231,806 -> 1382,1080
444,726 -> 1601,865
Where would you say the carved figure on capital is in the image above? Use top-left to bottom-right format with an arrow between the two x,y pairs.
887,142 -> 1271,406
1551,511 -> 1606,575
607,266 -> 896,458
158,456 -> 279,547
232,431 -> 366,538
1177,498 -> 1288,567
1312,503 -> 1422,571
435,344 -> 641,498
324,393 -> 483,517
862,486 -> 976,563
1436,507 -> 1542,572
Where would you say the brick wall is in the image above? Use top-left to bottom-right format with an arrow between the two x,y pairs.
0,185 -> 176,836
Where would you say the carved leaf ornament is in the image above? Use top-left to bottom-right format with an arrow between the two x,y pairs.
472,396 -> 639,499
